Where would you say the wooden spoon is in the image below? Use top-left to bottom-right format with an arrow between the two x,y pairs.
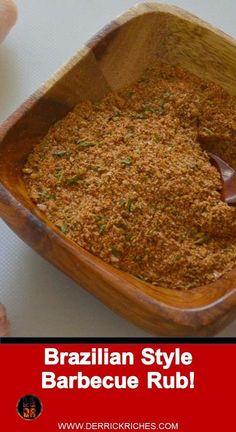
208,152 -> 236,205
197,133 -> 236,205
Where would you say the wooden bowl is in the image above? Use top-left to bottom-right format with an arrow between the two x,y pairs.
1,3 -> 236,336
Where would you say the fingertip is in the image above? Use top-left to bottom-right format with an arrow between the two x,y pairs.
0,0 -> 18,43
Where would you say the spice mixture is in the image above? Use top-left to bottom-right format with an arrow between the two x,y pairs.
23,63 -> 236,289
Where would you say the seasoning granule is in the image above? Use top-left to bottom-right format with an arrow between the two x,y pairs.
23,62 -> 236,290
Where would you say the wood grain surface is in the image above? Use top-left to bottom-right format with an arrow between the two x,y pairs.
1,3 -> 236,335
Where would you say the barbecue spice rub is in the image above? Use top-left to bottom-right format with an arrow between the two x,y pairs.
23,63 -> 236,289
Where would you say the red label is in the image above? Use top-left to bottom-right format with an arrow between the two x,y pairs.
1,343 -> 235,431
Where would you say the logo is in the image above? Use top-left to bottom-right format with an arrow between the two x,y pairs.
17,394 -> 42,420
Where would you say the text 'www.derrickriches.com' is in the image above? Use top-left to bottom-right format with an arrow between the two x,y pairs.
57,422 -> 179,431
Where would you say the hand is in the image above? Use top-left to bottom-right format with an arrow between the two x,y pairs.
0,0 -> 17,43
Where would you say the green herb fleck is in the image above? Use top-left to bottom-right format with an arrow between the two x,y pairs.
66,171 -> 86,185
121,158 -> 132,167
61,223 -> 69,234
193,232 -> 209,245
159,99 -> 165,111
112,106 -> 121,116
190,164 -> 200,171
184,282 -> 195,289
111,246 -> 120,257
54,170 -> 64,181
90,165 -> 104,173
94,101 -> 102,109
38,190 -> 50,201
77,140 -> 97,149
53,150 -> 68,157
98,223 -> 106,234
173,254 -> 181,261
142,106 -> 157,114
127,198 -> 134,213
95,214 -> 105,222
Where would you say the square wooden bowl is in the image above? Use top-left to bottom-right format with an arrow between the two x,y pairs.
1,3 -> 236,336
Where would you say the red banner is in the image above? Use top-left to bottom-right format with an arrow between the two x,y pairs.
1,342 -> 235,431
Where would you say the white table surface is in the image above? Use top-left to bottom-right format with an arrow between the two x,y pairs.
1,0 -> 236,337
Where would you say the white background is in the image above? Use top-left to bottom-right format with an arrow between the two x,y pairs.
1,0 -> 236,336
